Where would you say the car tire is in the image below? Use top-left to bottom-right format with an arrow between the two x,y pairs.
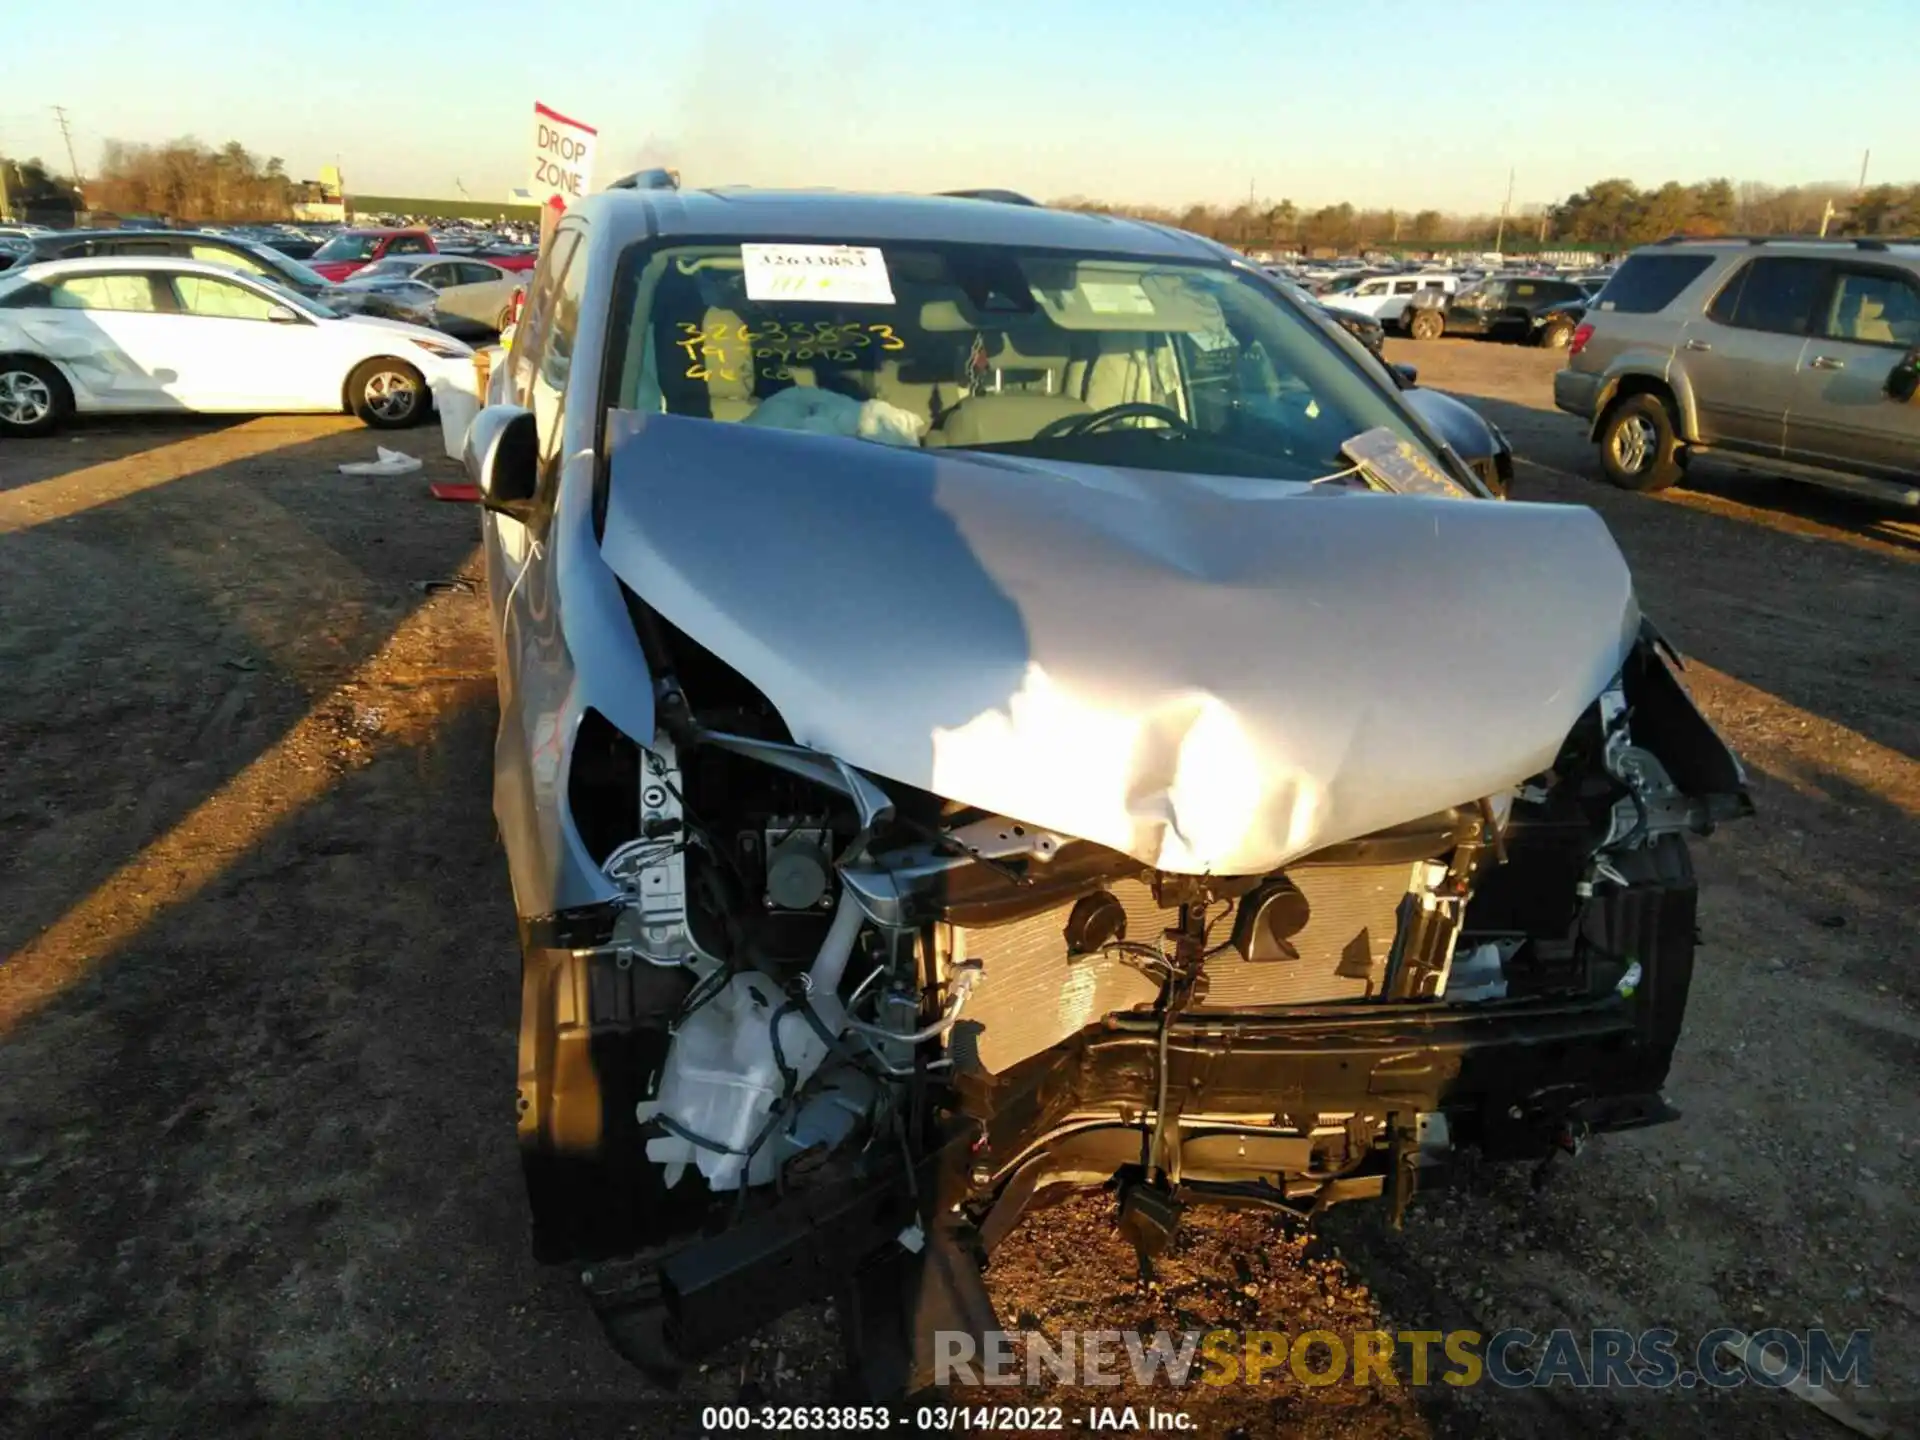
1598,393 -> 1686,492
0,356 -> 73,438
1540,320 -> 1575,350
347,357 -> 429,429
1408,309 -> 1444,341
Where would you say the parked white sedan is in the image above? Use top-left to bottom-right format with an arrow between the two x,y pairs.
0,256 -> 476,437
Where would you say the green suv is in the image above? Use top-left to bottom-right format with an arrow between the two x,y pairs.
1554,237 -> 1920,504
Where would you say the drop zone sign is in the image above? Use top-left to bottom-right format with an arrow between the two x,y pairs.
530,102 -> 597,210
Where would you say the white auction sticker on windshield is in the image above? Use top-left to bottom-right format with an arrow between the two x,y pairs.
741,245 -> 895,305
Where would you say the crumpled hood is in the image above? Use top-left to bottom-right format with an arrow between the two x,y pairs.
600,412 -> 1639,875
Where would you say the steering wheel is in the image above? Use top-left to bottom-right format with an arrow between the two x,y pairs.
1032,401 -> 1197,441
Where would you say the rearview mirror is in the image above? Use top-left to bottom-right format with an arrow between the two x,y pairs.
1887,346 -> 1920,404
463,404 -> 538,520
266,305 -> 301,324
1390,363 -> 1419,389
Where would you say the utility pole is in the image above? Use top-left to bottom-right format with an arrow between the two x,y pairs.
1858,148 -> 1871,192
51,106 -> 82,189
1492,166 -> 1515,256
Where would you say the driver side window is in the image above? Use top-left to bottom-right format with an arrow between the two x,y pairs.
510,229 -> 580,408
522,225 -> 588,516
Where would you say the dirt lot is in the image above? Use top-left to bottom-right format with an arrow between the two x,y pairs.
1,344 -> 1915,1438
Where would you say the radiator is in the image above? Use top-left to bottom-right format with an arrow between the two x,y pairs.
945,863 -> 1421,1074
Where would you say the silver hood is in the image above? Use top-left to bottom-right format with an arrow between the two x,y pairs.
600,413 -> 1639,875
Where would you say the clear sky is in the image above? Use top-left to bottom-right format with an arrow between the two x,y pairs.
2,0 -> 1913,213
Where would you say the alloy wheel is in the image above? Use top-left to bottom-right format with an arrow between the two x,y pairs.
0,369 -> 52,427
363,370 -> 418,421
1611,414 -> 1657,474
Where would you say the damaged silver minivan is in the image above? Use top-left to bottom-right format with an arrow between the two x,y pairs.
463,188 -> 1752,1393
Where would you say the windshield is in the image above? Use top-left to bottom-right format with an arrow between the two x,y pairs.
312,234 -> 379,263
608,242 -> 1434,484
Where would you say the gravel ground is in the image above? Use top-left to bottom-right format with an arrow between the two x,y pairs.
0,344 -> 1914,1439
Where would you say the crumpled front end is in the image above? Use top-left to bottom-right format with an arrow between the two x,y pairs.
508,417 -> 1751,1386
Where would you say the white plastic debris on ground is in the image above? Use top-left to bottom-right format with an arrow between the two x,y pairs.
338,447 -> 424,476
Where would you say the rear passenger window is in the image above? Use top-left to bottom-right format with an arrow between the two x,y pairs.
1707,257 -> 1826,335
1823,270 -> 1920,349
1593,253 -> 1713,314
50,274 -> 159,311
1392,280 -> 1418,295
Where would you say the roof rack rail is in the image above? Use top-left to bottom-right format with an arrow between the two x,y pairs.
937,188 -> 1040,207
1652,232 -> 1912,251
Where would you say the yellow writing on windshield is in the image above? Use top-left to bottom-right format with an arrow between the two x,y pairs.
675,320 -> 904,381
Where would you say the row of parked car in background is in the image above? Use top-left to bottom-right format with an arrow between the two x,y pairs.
0,221 -> 538,342
1281,258 -> 1610,349
6,202 -> 1911,511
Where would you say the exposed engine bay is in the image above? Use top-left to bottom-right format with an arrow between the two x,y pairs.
514,590 -> 1750,1391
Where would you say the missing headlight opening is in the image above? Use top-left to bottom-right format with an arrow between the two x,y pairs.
509,576 -> 1752,1392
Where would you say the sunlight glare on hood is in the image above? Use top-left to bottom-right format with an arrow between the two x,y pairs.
930,664 -> 1306,873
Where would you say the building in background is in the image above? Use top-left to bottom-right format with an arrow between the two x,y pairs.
293,165 -> 345,223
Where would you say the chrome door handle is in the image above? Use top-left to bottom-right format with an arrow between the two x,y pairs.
1810,355 -> 1846,370
1684,339 -> 1712,352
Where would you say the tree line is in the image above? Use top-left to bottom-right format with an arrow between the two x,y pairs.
84,138 -> 301,222
10,142 -> 1917,247
1051,177 -> 1918,253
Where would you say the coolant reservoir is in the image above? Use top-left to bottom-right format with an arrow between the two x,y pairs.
639,971 -> 847,1191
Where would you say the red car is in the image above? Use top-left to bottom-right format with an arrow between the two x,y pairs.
307,228 -> 539,282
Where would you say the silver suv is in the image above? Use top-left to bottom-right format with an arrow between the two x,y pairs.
1555,238 -> 1920,504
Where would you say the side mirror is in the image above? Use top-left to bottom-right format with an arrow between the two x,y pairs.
1390,363 -> 1419,389
266,305 -> 301,324
463,404 -> 539,520
1887,347 -> 1920,404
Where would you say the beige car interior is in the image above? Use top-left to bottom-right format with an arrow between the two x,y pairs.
1830,280 -> 1920,347
679,298 -> 1191,447
626,252 -> 1214,446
